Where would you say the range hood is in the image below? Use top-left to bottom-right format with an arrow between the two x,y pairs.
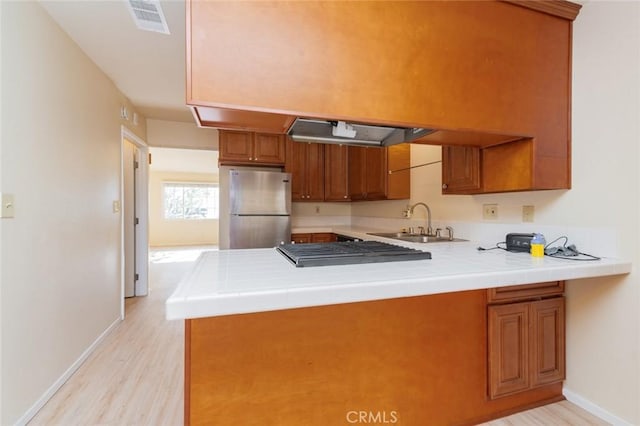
287,118 -> 434,147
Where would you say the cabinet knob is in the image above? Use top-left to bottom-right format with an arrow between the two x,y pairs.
442,183 -> 448,189
343,195 -> 348,199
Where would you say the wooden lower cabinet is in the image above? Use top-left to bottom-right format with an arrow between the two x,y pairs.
291,232 -> 337,244
184,290 -> 564,426
488,286 -> 565,399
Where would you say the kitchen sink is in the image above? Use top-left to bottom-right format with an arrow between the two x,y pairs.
367,232 -> 467,243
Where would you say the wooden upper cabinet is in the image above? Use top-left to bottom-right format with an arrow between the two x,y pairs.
348,145 -> 410,201
187,1 -> 580,194
284,139 -> 324,201
324,145 -> 350,202
219,131 -> 253,163
254,133 -> 286,164
442,146 -> 481,194
219,130 -> 285,166
348,147 -> 383,201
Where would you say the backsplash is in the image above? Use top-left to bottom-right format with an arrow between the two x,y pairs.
350,216 -> 620,259
291,212 -> 620,259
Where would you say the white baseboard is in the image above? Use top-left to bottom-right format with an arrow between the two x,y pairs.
14,317 -> 122,426
563,387 -> 633,426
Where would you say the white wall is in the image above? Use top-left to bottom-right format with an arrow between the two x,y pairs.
352,3 -> 640,423
149,171 -> 219,247
0,2 -> 146,424
147,119 -> 218,150
0,2 -> 4,422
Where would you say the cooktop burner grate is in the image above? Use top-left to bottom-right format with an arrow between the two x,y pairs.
276,240 -> 431,267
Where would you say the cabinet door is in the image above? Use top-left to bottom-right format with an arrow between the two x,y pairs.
310,233 -> 337,243
285,140 -> 324,201
530,298 -> 565,388
291,233 -> 312,244
488,302 -> 530,399
364,147 -> 387,200
285,139 -> 308,201
442,146 -> 481,194
306,143 -> 325,201
348,147 -> 367,201
324,145 -> 350,201
219,130 -> 253,163
386,143 -> 410,200
254,133 -> 285,165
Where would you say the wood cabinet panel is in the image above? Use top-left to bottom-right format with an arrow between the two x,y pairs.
290,233 -> 338,244
487,282 -> 565,304
185,290 -> 563,426
254,133 -> 286,164
531,298 -> 565,388
488,283 -> 565,400
324,145 -> 350,201
386,144 -> 411,200
187,1 -> 579,193
311,233 -> 337,243
348,145 -> 409,201
285,139 -> 324,201
218,130 -> 253,163
488,302 -> 530,398
348,147 -> 367,201
290,233 -> 311,244
219,130 -> 285,166
442,145 -> 481,194
363,147 -> 387,200
192,106 -> 295,133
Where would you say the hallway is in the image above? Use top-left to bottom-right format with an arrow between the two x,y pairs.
28,247 -> 215,425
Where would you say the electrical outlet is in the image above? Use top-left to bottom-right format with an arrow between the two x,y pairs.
522,205 -> 535,222
483,204 -> 498,220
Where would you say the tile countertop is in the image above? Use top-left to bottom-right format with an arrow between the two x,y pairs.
165,227 -> 632,320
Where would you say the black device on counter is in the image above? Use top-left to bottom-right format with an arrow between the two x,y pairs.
505,233 -> 534,252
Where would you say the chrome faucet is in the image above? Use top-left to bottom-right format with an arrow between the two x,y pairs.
404,202 -> 434,236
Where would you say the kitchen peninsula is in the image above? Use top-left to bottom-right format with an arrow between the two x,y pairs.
166,229 -> 630,425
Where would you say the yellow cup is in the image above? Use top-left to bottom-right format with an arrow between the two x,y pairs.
531,243 -> 545,257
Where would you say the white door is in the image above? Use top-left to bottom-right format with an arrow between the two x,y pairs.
123,139 -> 139,297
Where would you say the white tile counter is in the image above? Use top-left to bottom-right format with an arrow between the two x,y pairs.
166,228 -> 631,320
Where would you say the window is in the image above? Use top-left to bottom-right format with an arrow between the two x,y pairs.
163,183 -> 219,219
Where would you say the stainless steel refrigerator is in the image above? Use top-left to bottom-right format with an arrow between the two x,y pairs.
229,170 -> 291,249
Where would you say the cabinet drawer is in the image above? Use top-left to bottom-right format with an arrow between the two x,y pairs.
487,281 -> 564,304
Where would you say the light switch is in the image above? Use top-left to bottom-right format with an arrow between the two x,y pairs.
113,200 -> 121,213
1,194 -> 15,218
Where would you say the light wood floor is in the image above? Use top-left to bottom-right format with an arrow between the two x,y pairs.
29,246 -> 609,426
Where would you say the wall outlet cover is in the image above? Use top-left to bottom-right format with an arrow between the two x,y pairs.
522,205 -> 535,222
483,204 -> 498,220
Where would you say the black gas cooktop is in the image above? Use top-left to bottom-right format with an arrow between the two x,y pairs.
276,240 -> 432,267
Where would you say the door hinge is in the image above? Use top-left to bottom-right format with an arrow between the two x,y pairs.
135,273 -> 139,282
134,160 -> 140,169
148,153 -> 152,165
135,217 -> 139,225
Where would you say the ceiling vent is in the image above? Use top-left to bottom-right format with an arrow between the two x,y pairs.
126,0 -> 170,35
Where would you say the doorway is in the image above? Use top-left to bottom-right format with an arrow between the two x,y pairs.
121,126 -> 150,317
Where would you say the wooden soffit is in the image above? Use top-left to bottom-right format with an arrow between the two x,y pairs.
501,0 -> 582,21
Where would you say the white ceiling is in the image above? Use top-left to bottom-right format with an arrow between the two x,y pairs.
40,0 -> 193,123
